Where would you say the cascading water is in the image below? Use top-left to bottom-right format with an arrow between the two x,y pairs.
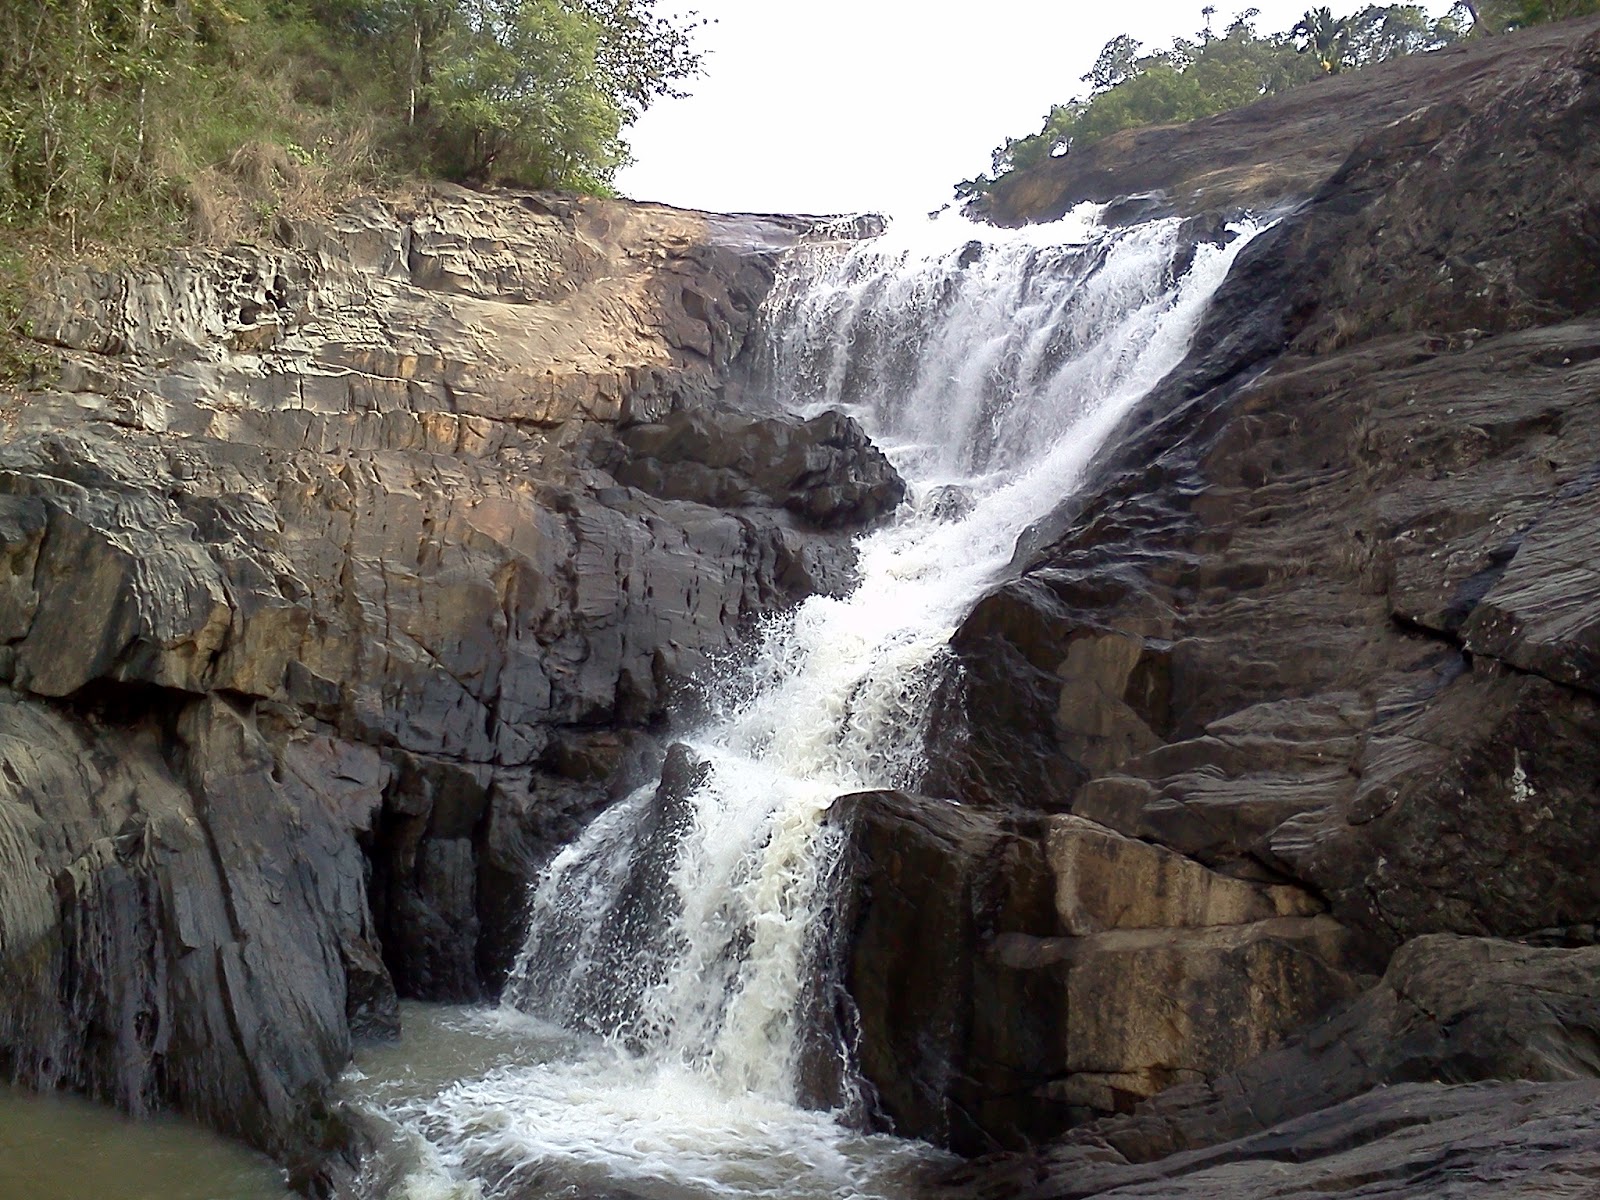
352,206 -> 1258,1200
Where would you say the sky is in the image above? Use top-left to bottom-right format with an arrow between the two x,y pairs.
615,1 -> 1360,218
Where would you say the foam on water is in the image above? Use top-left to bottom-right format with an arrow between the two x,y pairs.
359,206 -> 1258,1199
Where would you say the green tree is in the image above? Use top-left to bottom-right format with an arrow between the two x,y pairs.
1470,0 -> 1600,27
1292,6 -> 1352,71
1083,34 -> 1145,92
962,2 -> 1469,201
422,0 -> 626,186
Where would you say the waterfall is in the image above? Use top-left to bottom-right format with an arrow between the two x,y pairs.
365,206 -> 1257,1200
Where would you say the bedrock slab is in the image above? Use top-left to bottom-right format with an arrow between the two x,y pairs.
0,186 -> 897,1173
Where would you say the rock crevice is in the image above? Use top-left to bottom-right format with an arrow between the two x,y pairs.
0,185 -> 898,1177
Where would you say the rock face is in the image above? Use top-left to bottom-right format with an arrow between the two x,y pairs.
0,184 -> 898,1175
839,15 -> 1600,1195
941,937 -> 1600,1198
827,792 -> 1356,1155
976,17 -> 1592,223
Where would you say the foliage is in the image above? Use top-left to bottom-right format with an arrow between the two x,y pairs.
1467,0 -> 1600,28
0,246 -> 54,390
957,0 -> 1586,200
0,0 -> 702,375
416,0 -> 626,185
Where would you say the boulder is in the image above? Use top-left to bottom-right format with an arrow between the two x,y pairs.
827,793 -> 1358,1153
0,186 -> 885,1172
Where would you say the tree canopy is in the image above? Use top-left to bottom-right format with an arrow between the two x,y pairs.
0,0 -> 703,247
957,0 -> 1594,200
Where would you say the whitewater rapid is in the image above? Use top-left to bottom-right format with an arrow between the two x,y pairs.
351,205 -> 1257,1200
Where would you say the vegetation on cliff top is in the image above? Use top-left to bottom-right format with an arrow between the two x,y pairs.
0,0 -> 702,383
959,0 -> 1599,200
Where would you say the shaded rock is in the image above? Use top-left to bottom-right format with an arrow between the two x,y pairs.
0,185 -> 877,1174
941,934 -> 1600,1199
920,20 -> 1600,1170
827,794 -> 1358,1154
0,692 -> 390,1174
825,790 -> 1063,1154
939,1079 -> 1600,1200
369,751 -> 492,1003
1458,482 -> 1600,695
614,407 -> 905,529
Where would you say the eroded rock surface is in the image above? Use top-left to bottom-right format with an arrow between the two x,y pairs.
940,937 -> 1600,1197
826,792 -> 1356,1155
0,185 -> 898,1173
977,16 -> 1599,223
844,15 -> 1600,1191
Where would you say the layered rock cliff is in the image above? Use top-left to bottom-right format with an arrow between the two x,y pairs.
831,14 -> 1600,1197
5,14 -> 1600,1199
0,185 -> 900,1182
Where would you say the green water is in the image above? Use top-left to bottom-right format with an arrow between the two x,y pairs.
0,1085 -> 293,1200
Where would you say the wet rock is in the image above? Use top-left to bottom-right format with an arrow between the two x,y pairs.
828,793 -> 1358,1154
0,186 -> 873,1169
0,693 -> 388,1166
920,17 -> 1600,1175
825,790 -> 1063,1153
614,407 -> 905,529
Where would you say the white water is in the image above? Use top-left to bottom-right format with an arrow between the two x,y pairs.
360,206 -> 1256,1200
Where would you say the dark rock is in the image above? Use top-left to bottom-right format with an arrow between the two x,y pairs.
919,13 -> 1600,1180
824,790 -> 1064,1154
0,187 -> 870,1172
938,1079 -> 1600,1200
940,935 -> 1600,1198
0,693 -> 386,1163
369,751 -> 492,1003
825,793 -> 1356,1154
614,407 -> 905,529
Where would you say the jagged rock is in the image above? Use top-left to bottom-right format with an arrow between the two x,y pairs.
922,14 -> 1600,1180
939,1079 -> 1600,1200
940,935 -> 1600,1198
0,692 -> 389,1180
614,407 -> 905,528
1044,814 -> 1319,935
827,793 -> 1358,1154
825,790 -> 1063,1153
0,186 -> 888,1170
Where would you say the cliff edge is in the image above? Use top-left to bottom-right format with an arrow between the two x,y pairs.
842,16 -> 1600,1197
0,185 -> 898,1183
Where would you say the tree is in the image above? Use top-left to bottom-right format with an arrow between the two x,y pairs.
1082,34 -> 1144,93
423,0 -> 627,186
961,1 -> 1468,201
312,0 -> 703,188
1470,0 -> 1600,27
1292,6 -> 1353,71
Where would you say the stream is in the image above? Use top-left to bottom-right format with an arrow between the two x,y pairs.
0,205 -> 1254,1200
345,207 -> 1257,1200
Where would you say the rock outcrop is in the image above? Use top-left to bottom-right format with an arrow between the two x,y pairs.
975,17 -> 1592,223
0,184 -> 897,1177
834,15 -> 1600,1195
940,936 -> 1600,1198
826,792 -> 1358,1155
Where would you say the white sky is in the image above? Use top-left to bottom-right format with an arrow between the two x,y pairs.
616,1 -> 1359,217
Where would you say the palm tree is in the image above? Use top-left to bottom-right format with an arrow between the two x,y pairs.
1292,6 -> 1352,72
